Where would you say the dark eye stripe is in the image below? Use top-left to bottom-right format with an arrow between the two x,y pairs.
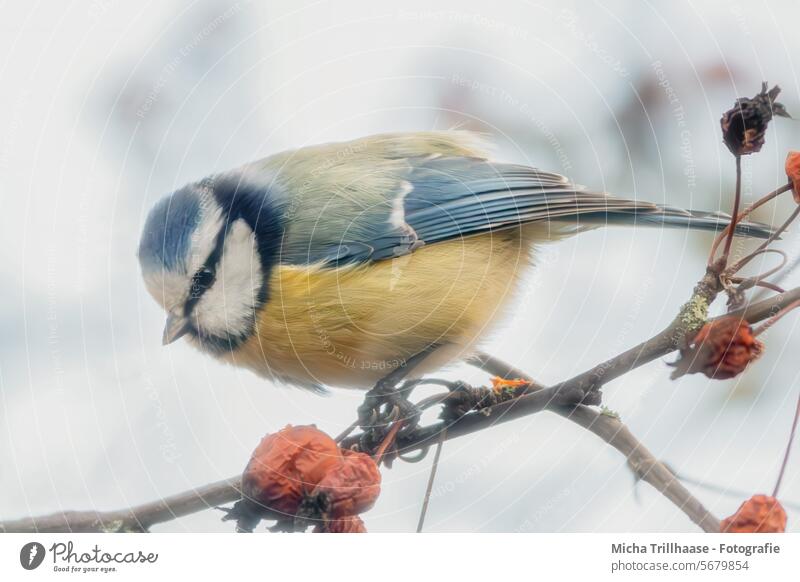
184,225 -> 227,317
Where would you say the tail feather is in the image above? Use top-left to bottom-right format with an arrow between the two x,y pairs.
400,157 -> 777,243
574,206 -> 776,239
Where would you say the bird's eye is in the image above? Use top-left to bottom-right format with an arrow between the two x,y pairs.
193,267 -> 215,291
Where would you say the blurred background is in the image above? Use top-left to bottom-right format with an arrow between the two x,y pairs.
1,0 -> 799,532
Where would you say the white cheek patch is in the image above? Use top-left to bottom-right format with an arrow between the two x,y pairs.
193,219 -> 264,338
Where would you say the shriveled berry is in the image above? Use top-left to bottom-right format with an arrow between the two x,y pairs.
721,495 -> 787,533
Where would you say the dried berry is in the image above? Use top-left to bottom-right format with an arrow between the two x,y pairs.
241,425 -> 342,518
786,151 -> 800,203
230,426 -> 384,532
671,317 -> 763,380
310,449 -> 381,519
313,515 -> 367,533
720,83 -> 790,156
721,495 -> 787,533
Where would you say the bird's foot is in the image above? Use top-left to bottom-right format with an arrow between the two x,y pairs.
357,379 -> 421,443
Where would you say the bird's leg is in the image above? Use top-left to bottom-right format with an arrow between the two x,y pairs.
357,347 -> 438,439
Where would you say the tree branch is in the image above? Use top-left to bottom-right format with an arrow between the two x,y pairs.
0,478 -> 241,533
3,283 -> 794,534
729,285 -> 800,323
466,353 -> 721,533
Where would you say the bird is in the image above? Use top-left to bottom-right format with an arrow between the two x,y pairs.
138,131 -> 773,396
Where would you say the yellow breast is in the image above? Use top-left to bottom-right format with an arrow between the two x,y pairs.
220,229 -> 537,389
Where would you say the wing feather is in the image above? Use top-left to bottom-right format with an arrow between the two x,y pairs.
265,133 -> 774,266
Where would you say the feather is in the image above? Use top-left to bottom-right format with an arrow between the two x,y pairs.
250,131 -> 774,267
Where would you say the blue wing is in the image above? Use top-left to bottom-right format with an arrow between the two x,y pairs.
276,155 -> 774,266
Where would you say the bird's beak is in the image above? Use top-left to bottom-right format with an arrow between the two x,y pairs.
162,311 -> 190,345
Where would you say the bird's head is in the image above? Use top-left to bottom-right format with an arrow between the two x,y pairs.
138,176 -> 282,352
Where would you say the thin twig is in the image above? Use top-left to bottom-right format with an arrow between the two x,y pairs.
720,155 -> 743,264
728,205 -> 800,275
752,299 -> 800,336
416,427 -> 446,533
674,471 -> 800,511
334,418 -> 360,443
751,280 -> 786,294
730,248 -> 787,281
773,390 -> 800,497
753,251 -> 800,302
709,182 -> 792,265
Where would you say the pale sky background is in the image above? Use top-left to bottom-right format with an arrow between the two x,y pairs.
1,0 -> 799,532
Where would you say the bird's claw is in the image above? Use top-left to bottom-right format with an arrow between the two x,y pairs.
357,401 -> 380,429
357,381 -> 422,439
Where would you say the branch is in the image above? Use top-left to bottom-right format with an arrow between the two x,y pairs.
729,285 -> 800,323
565,406 -> 720,532
550,275 -> 800,402
0,478 -> 241,533
547,262 -> 723,399
3,284 -> 794,534
466,354 -> 721,532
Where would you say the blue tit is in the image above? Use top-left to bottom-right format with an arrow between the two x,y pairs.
137,131 -> 773,392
